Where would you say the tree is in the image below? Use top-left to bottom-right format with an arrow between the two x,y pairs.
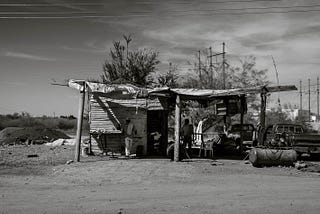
101,35 -> 160,87
178,55 -> 270,125
157,62 -> 180,87
266,108 -> 293,126
230,56 -> 269,88
183,55 -> 269,90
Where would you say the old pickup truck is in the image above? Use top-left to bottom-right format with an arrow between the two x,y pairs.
263,124 -> 320,156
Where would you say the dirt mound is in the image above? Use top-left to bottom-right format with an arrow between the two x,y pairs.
0,126 -> 70,146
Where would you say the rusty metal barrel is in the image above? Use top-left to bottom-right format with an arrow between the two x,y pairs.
249,148 -> 297,167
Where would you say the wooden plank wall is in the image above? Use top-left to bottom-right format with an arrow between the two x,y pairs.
89,93 -> 147,155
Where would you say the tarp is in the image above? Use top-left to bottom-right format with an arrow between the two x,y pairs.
68,79 -> 148,98
148,85 -> 297,100
68,79 -> 297,101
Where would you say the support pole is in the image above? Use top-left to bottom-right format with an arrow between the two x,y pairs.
174,95 -> 181,162
258,88 -> 267,145
239,95 -> 245,153
75,82 -> 86,162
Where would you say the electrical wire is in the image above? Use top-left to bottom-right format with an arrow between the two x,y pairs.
0,3 -> 105,7
3,4 -> 320,13
1,3 -> 320,18
167,4 -> 320,13
0,0 -> 284,7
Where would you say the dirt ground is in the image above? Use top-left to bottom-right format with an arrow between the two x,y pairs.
1,145 -> 320,214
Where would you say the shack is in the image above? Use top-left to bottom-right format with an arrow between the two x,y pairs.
68,80 -> 169,156
66,80 -> 297,162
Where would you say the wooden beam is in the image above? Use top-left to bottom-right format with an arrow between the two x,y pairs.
75,83 -> 86,162
50,82 -> 68,87
239,95 -> 245,153
258,88 -> 267,145
174,95 -> 181,162
266,85 -> 297,93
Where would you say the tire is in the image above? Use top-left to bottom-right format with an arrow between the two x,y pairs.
167,143 -> 175,161
167,143 -> 184,161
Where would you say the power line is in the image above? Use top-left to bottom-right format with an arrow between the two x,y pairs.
3,4 -> 320,14
167,4 -> 320,13
1,9 -> 319,19
0,0 -> 284,7
2,5 -> 320,18
0,3 -> 104,7
138,0 -> 282,4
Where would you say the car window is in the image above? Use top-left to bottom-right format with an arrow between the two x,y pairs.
230,126 -> 239,132
277,126 -> 284,133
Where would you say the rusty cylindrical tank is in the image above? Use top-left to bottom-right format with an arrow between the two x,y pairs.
249,148 -> 297,167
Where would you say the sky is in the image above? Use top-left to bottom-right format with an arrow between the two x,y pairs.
0,0 -> 319,116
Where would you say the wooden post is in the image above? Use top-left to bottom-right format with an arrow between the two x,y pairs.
239,95 -> 245,153
174,95 -> 181,162
258,88 -> 267,145
75,82 -> 86,162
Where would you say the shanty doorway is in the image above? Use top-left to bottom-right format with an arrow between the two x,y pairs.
147,110 -> 168,156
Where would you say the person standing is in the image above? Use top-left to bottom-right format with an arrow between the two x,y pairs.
124,118 -> 135,157
181,118 -> 194,156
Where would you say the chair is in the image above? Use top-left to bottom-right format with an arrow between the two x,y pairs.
202,134 -> 221,158
203,140 -> 214,158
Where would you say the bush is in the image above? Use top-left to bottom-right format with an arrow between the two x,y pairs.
57,119 -> 76,130
0,113 -> 89,134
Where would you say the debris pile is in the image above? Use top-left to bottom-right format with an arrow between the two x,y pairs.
295,161 -> 320,173
0,126 -> 70,146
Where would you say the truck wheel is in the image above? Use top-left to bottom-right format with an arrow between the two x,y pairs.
167,143 -> 174,161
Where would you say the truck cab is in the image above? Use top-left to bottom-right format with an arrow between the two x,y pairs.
263,123 -> 320,156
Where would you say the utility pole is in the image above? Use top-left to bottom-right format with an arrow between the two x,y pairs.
222,42 -> 226,89
317,77 -> 319,121
198,50 -> 201,83
207,43 -> 226,89
300,80 -> 302,111
209,46 -> 213,87
308,79 -> 311,122
300,80 -> 302,121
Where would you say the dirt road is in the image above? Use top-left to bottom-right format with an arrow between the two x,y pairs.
1,145 -> 320,213
1,153 -> 320,214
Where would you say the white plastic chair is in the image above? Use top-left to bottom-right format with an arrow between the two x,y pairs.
203,140 -> 214,158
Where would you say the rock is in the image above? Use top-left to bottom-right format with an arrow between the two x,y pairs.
211,161 -> 224,166
27,154 -> 39,158
295,161 -> 307,170
46,139 -> 65,147
66,160 -> 73,165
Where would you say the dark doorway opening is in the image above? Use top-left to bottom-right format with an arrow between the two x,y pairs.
147,111 -> 168,156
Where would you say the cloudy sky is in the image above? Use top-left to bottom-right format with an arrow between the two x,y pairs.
0,0 -> 319,116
